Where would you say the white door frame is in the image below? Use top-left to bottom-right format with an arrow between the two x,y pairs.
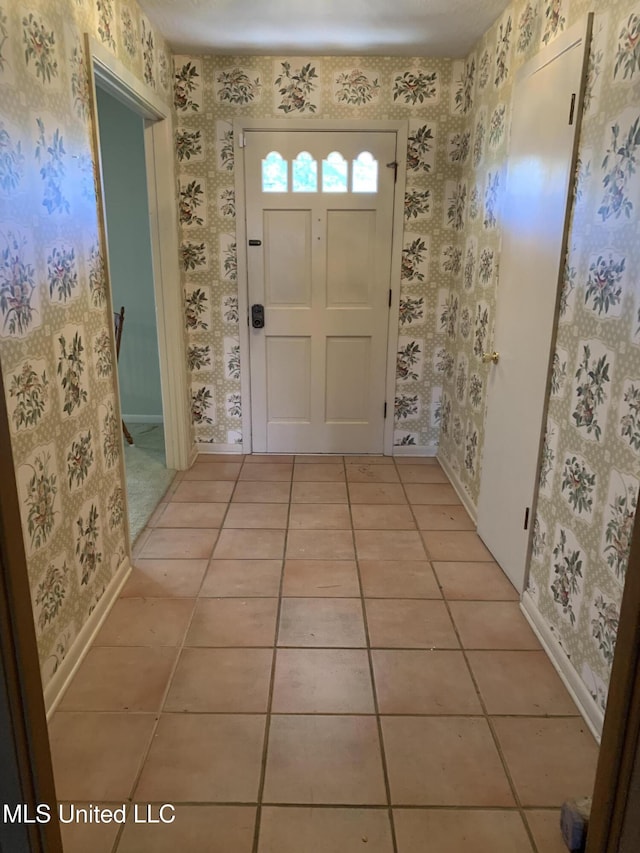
86,37 -> 193,477
234,118 -> 408,455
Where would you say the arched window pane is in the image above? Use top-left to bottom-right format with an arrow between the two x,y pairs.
353,151 -> 378,192
322,151 -> 348,192
292,151 -> 318,192
262,151 -> 288,192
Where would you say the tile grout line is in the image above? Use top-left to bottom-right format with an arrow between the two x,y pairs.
250,457 -> 293,853
347,456 -> 400,853
394,458 -> 541,853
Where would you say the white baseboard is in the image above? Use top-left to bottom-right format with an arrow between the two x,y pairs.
43,556 -> 133,718
437,453 -> 478,524
197,442 -> 244,454
392,444 -> 438,457
121,414 -> 164,424
521,592 -> 604,743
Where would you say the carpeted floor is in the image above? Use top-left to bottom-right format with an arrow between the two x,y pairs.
123,423 -> 176,543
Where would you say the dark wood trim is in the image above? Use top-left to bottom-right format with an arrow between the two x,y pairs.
0,369 -> 63,852
586,502 -> 640,853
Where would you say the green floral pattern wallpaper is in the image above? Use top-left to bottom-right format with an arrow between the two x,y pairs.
0,0 -> 172,689
172,53 -> 472,450
437,0 -> 640,716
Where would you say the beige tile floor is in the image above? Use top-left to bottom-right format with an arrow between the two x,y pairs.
50,455 -> 599,853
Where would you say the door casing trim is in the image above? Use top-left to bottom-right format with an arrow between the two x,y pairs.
234,118 -> 408,456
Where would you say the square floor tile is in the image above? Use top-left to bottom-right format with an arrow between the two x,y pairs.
155,502 -> 227,528
139,528 -> 219,560
492,717 -> 599,806
259,807 -> 393,853
278,598 -> 365,647
263,716 -> 386,804
58,647 -> 178,712
224,503 -> 289,528
295,455 -> 344,463
172,481 -> 234,503
351,505 -> 416,530
372,650 -> 481,714
344,455 -> 393,465
404,484 -> 461,505
422,531 -> 494,562
59,807 -> 120,853
164,648 -> 273,712
200,560 -> 282,597
525,810 -> 567,853
135,714 -> 265,802
184,462 -> 242,480
396,464 -> 449,483
412,505 -> 475,530
433,561 -> 518,600
395,457 -> 440,465
291,482 -> 348,503
348,483 -> 407,504
359,561 -> 440,599
147,500 -> 169,527
293,463 -> 345,481
123,559 -> 208,597
282,560 -> 360,597
49,712 -> 155,800
245,454 -> 293,463
239,463 -> 293,481
355,530 -> 426,561
382,716 -> 514,806
366,600 -> 459,649
131,528 -> 151,558
94,599 -> 195,646
449,602 -> 541,650
286,530 -> 355,560
272,649 -> 374,713
197,453 -> 245,462
186,598 -> 278,646
467,651 -> 580,715
346,464 -> 400,483
288,503 -> 351,529
118,806 -> 256,853
393,809 -> 533,853
232,481 -> 291,503
214,529 -> 285,559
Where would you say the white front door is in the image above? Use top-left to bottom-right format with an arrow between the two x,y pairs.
476,19 -> 591,590
244,130 -> 397,453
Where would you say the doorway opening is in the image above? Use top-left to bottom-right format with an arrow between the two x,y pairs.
94,84 -> 174,541
234,119 -> 408,456
87,36 -> 192,545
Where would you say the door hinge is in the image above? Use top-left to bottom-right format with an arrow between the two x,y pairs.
384,402 -> 388,419
388,289 -> 392,308
568,94 -> 576,126
238,131 -> 246,148
524,506 -> 530,531
386,160 -> 398,183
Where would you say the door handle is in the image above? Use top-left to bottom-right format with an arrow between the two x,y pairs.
482,351 -> 500,364
251,304 -> 265,329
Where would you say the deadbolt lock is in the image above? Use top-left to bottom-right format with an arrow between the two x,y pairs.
482,351 -> 500,365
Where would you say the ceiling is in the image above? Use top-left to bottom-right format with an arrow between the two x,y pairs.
139,0 -> 511,58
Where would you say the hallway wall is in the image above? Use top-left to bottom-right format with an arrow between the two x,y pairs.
439,0 -> 640,722
172,54 -> 470,452
0,0 -> 173,690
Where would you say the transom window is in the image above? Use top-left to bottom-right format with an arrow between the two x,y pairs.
261,150 -> 379,193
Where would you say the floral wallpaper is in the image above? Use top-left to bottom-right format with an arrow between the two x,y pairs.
172,54 -> 473,450
437,0 -> 640,718
0,0 -> 172,691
